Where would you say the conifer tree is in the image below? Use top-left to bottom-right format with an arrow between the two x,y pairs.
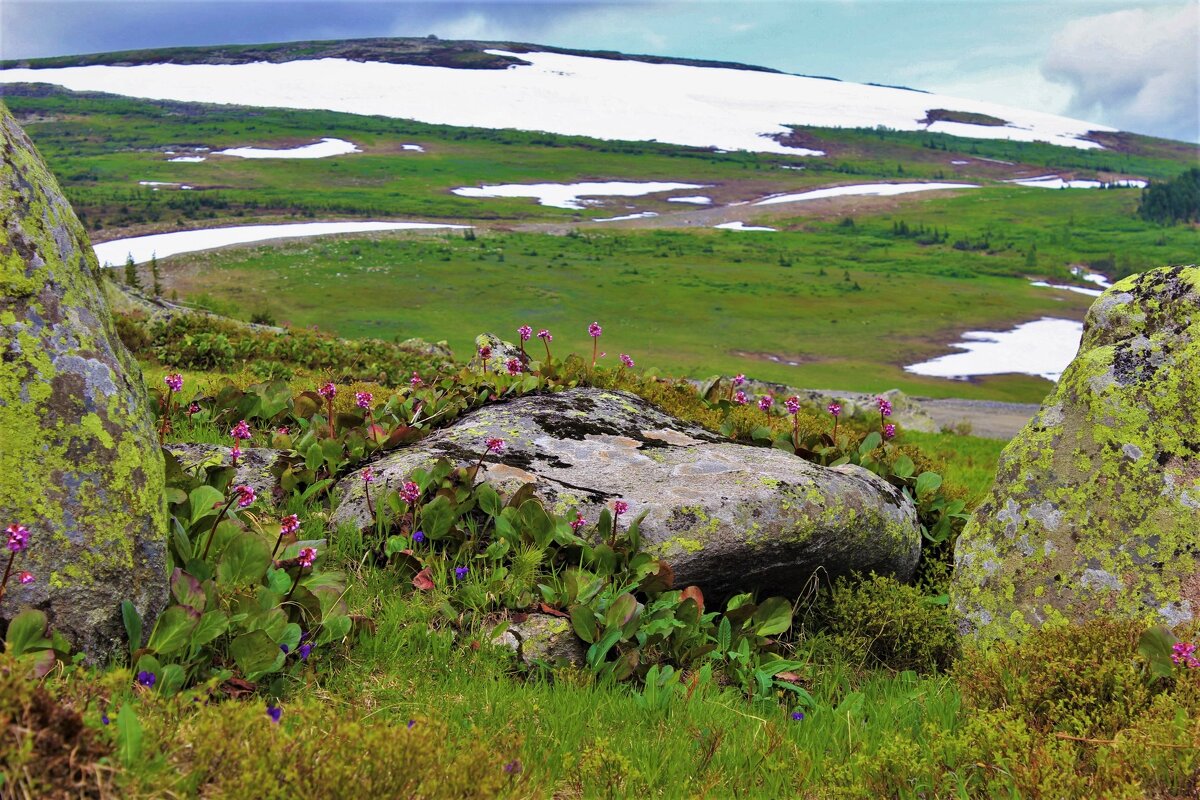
150,252 -> 163,297
123,254 -> 142,291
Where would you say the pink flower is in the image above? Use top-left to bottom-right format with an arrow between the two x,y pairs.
164,373 -> 183,392
410,372 -> 423,388
536,329 -> 552,342
362,467 -> 375,485
570,512 -> 586,532
588,322 -> 602,338
785,396 -> 801,415
234,485 -> 256,509
620,354 -> 635,368
506,358 -> 523,375
401,481 -> 421,505
230,443 -> 241,464
884,423 -> 896,439
734,390 -> 749,405
1172,641 -> 1199,668
277,426 -> 290,435
613,500 -> 629,516
18,571 -> 33,585
876,396 -> 893,417
478,345 -> 492,361
187,402 -> 201,415
297,547 -> 317,568
280,514 -> 300,536
732,374 -> 746,387
6,523 -> 30,553
356,391 -> 373,410
827,402 -> 842,417
319,382 -> 337,400
518,325 -> 533,342
486,438 -> 505,455
230,419 -> 252,440
758,395 -> 773,413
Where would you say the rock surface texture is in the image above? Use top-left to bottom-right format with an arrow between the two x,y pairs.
333,388 -> 920,601
953,265 -> 1200,641
0,107 -> 167,658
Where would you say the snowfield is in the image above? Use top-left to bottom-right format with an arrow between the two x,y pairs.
714,221 -> 777,231
905,318 -> 1084,382
451,181 -> 708,209
0,50 -> 1112,155
94,221 -> 470,265
755,182 -> 979,205
1008,176 -> 1148,189
213,137 -> 360,159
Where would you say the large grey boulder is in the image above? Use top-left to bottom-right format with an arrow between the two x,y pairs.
0,107 -> 167,658
332,388 -> 920,601
953,265 -> 1200,641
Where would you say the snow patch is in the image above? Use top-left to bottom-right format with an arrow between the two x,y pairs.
1008,176 -> 1147,189
755,182 -> 978,206
714,221 -> 777,231
1030,281 -> 1103,297
0,50 -> 1112,155
905,317 -> 1083,382
594,212 -> 659,222
213,137 -> 360,159
168,156 -> 206,162
401,144 -> 425,152
451,181 -> 708,210
94,221 -> 470,265
666,196 -> 713,205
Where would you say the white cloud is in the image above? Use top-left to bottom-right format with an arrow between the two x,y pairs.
1042,4 -> 1199,142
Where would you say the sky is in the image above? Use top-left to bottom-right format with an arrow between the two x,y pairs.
2,1 -> 1197,142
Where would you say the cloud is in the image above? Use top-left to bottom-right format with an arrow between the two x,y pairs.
1042,4 -> 1199,142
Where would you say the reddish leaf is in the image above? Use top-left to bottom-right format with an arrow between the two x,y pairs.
512,612 -> 530,624
538,603 -> 569,618
680,585 -> 705,613
220,677 -> 257,698
776,671 -> 804,684
412,568 -> 435,591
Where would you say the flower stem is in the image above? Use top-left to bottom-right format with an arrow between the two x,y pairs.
202,496 -> 238,560
0,551 -> 15,603
284,567 -> 304,603
591,338 -> 598,370
326,398 -> 335,440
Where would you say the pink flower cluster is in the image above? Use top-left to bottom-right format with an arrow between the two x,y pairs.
613,500 -> 629,516
486,438 -> 506,455
537,329 -> 552,342
620,354 -> 635,368
410,372 -> 423,388
1172,641 -> 1200,669
164,373 -> 183,393
518,325 -> 533,342
297,547 -> 318,569
734,391 -> 748,405
588,322 -> 603,338
506,358 -> 523,376
356,391 -> 373,410
827,402 -> 842,417
876,396 -> 893,418
785,396 -> 801,415
570,512 -> 586,532
230,419 -> 252,440
6,523 -> 30,553
319,382 -> 337,400
401,481 -> 421,505
234,485 -> 256,509
280,514 -> 300,536
758,395 -> 773,413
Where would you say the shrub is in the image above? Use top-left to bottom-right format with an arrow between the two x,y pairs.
819,573 -> 958,673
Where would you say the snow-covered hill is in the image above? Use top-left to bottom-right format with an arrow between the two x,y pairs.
0,47 -> 1112,155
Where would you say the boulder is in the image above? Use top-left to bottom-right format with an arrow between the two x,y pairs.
953,265 -> 1200,640
471,332 -> 529,374
332,388 -> 920,601
0,108 -> 167,658
493,613 -> 587,667
166,444 -> 284,503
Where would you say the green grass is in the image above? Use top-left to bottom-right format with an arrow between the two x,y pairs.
897,431 -> 1005,504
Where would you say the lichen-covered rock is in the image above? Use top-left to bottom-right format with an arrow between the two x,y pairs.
493,613 -> 587,666
471,332 -> 529,374
0,107 -> 167,658
166,444 -> 283,502
332,388 -> 920,601
952,265 -> 1200,641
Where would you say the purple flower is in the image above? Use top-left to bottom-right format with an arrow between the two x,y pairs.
318,382 -> 337,400
280,643 -> 290,654
298,643 -> 312,661
280,514 -> 300,536
410,371 -> 423,388
827,402 -> 842,417
758,395 -> 773,413
791,711 -> 805,721
6,523 -> 30,553
876,396 -> 893,418
412,530 -> 426,544
486,438 -> 505,455
588,322 -> 603,338
101,713 -> 110,726
570,512 -> 586,532
230,419 -> 252,440
503,759 -> 522,775
478,344 -> 492,361
732,374 -> 746,387
401,481 -> 421,505
454,566 -> 469,580
136,671 -> 156,688
1172,641 -> 1199,668
362,467 -> 375,485
267,705 -> 282,724
734,390 -> 748,405
518,325 -> 533,342
613,500 -> 629,517
506,358 -> 523,375
297,547 -> 317,568
187,401 -> 201,416
234,484 -> 256,509
619,354 -> 635,368
407,719 -> 416,729
785,396 -> 801,415
536,329 -> 552,342
18,571 -> 33,585
164,373 -> 183,393
884,423 -> 897,439
356,391 -> 373,410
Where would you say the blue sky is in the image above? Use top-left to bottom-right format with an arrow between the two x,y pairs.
2,1 -> 1196,141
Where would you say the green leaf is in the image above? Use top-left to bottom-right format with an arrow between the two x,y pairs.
716,616 -> 732,653
188,485 -> 225,527
4,609 -> 49,657
858,432 -> 882,456
115,704 -> 143,766
216,533 -> 272,586
586,628 -> 622,669
158,664 -> 186,697
121,601 -> 142,662
605,593 -> 638,629
477,483 -> 503,517
569,605 -> 598,644
170,568 -> 206,612
915,471 -> 943,497
518,500 -> 555,547
147,606 -> 199,656
891,455 -> 915,479
190,611 -> 229,649
752,597 -> 793,637
420,495 -> 456,540
1138,625 -> 1179,679
230,630 -> 284,676
266,566 -> 293,594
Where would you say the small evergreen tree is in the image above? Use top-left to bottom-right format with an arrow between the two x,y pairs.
123,254 -> 142,291
150,252 -> 163,297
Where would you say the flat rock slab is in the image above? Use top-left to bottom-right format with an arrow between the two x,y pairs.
167,444 -> 284,502
333,388 -> 920,601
